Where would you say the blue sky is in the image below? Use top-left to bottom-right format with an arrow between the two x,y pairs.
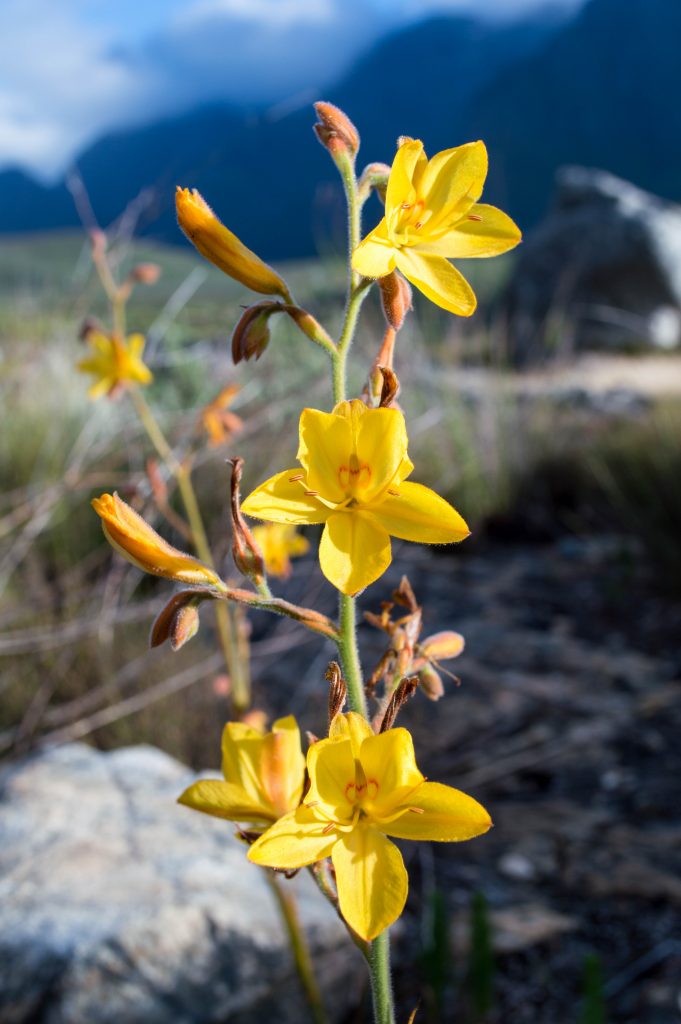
0,0 -> 583,180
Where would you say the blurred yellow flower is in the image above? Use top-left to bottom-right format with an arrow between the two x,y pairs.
176,187 -> 291,300
352,138 -> 521,316
241,399 -> 469,595
199,384 -> 243,447
77,331 -> 152,399
92,492 -> 222,587
178,716 -> 306,826
251,523 -> 310,579
249,713 -> 491,941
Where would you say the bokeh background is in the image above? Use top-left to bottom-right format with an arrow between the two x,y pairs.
1,1 -> 680,1022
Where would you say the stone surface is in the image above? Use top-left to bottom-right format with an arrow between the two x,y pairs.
504,166 -> 681,363
0,744 -> 357,1023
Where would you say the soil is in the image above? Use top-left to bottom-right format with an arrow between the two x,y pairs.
255,533 -> 681,1024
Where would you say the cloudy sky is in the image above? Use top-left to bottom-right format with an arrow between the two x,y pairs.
0,0 -> 583,180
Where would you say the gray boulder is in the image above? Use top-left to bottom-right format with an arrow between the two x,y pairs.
0,743 -> 359,1023
504,166 -> 681,364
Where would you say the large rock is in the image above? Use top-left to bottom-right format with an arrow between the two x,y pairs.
504,166 -> 681,364
0,744 -> 358,1023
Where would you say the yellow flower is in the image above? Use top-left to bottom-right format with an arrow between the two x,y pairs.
352,138 -> 521,316
241,399 -> 469,595
249,713 -> 491,941
178,716 -> 306,826
199,383 -> 243,447
176,187 -> 291,300
92,492 -> 222,587
251,523 -> 310,579
77,331 -> 152,399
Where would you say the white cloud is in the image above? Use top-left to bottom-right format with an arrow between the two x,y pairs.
0,0 -> 583,180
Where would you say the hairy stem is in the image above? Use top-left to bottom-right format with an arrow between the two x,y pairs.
337,593 -> 368,718
367,931 -> 396,1024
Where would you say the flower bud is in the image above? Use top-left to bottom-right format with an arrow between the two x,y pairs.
379,271 -> 412,331
417,664 -> 445,701
231,303 -> 279,363
229,458 -> 265,583
357,162 -> 391,204
130,263 -> 161,285
176,187 -> 290,300
150,591 -> 206,650
421,631 -> 465,662
313,101 -> 360,158
92,492 -> 223,588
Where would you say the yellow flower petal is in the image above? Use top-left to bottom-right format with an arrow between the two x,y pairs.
418,203 -> 522,258
248,807 -> 337,870
358,729 -> 424,820
305,737 -> 357,822
420,140 -> 488,228
260,716 -> 306,818
332,825 -> 407,941
395,249 -> 477,316
370,481 -> 470,544
381,781 -> 492,842
242,470 -> 331,525
177,779 -> 272,824
297,409 -> 353,504
329,711 -> 373,755
352,221 -> 396,279
319,512 -> 391,595
355,407 -> 409,502
386,138 -> 426,216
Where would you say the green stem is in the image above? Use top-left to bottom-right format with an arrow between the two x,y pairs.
129,388 -> 250,711
265,872 -> 329,1024
367,931 -> 396,1024
337,593 -> 368,718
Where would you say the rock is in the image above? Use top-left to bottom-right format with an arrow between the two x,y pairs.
453,902 -> 577,956
504,166 -> 681,364
0,744 -> 358,1023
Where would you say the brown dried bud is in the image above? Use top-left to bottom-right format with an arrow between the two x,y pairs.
379,677 -> 419,733
326,661 -> 348,727
417,664 -> 445,701
231,302 -> 280,363
130,262 -> 161,285
313,101 -> 360,158
150,590 -> 207,651
393,576 -> 419,614
378,366 -> 400,409
229,457 -> 265,582
379,271 -> 412,331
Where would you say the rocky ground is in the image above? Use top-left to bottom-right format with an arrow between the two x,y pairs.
250,533 -> 681,1023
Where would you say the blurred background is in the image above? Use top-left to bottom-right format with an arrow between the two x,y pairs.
1,0 -> 680,1022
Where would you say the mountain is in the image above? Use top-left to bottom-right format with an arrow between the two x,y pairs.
1,0 -> 679,259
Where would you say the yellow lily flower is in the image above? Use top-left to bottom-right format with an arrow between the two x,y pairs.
77,331 -> 152,399
176,187 -> 291,301
241,399 -> 469,595
92,492 -> 222,587
352,138 -> 521,316
178,716 -> 306,826
249,713 -> 491,941
251,523 -> 310,579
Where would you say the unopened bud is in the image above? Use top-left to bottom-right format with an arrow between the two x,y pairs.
229,457 -> 265,582
313,102 -> 360,159
418,664 -> 445,701
232,302 -> 280,363
358,162 -> 391,204
379,271 -> 412,331
176,187 -> 291,300
130,263 -> 161,285
421,631 -> 465,662
150,591 -> 205,651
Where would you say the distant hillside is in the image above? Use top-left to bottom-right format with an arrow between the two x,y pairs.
1,0 -> 679,260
